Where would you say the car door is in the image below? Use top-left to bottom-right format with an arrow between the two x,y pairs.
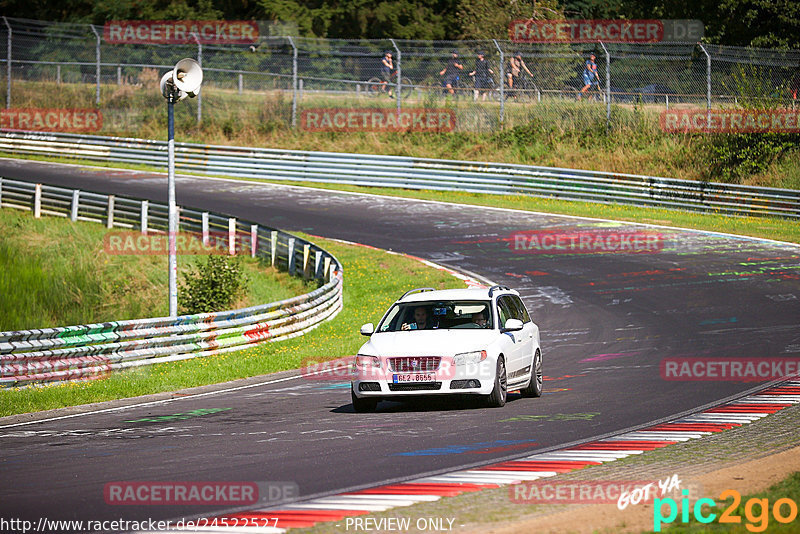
509,295 -> 537,377
497,296 -> 525,376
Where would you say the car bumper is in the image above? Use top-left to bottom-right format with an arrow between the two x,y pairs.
351,358 -> 496,398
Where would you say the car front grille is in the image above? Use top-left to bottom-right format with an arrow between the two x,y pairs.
388,382 -> 442,391
388,356 -> 441,373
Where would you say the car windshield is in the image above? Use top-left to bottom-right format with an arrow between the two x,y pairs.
378,300 -> 493,332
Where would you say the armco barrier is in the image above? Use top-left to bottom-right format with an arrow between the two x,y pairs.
0,178 -> 343,387
1,131 -> 799,219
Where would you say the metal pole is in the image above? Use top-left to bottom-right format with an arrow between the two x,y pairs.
287,36 -> 297,128
167,95 -> 178,317
90,25 -> 101,105
599,41 -> 611,131
3,17 -> 11,109
699,43 -> 711,111
493,39 -> 504,128
390,39 -> 401,115
196,38 -> 202,123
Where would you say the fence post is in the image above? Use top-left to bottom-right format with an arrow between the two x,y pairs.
33,183 -> 41,218
107,195 -> 115,228
287,36 -> 298,128
698,43 -> 711,111
250,224 -> 258,258
599,41 -> 611,131
3,17 -> 11,109
228,217 -> 236,255
270,230 -> 277,266
140,200 -> 148,234
71,190 -> 80,221
0,177 -> 3,207
197,38 -> 203,123
90,25 -> 101,106
391,39 -> 401,116
493,39 -> 504,128
201,211 -> 209,245
287,237 -> 296,275
57,65 -> 61,84
117,65 -> 122,85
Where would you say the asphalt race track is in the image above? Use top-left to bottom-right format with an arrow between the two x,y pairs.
1,158 -> 799,527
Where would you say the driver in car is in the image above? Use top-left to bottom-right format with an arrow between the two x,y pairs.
402,306 -> 433,330
471,310 -> 488,328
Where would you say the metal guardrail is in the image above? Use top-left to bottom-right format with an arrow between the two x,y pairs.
0,177 -> 343,387
1,131 -> 799,219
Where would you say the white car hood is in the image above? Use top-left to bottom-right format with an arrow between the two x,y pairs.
360,330 -> 498,357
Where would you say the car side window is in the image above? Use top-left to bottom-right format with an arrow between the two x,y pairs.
511,295 -> 531,323
497,297 -> 515,327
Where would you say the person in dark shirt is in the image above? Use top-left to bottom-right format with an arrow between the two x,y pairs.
439,50 -> 464,96
469,51 -> 495,101
580,53 -> 600,101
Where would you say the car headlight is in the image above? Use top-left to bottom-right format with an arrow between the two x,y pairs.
355,354 -> 381,369
453,350 -> 487,366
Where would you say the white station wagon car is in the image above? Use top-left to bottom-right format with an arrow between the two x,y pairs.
352,286 -> 542,412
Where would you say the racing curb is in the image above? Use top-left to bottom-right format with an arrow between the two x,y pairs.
138,379 -> 800,533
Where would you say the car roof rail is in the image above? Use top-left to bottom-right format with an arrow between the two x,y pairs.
488,285 -> 511,297
400,287 -> 436,299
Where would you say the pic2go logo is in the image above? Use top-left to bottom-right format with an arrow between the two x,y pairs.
654,489 -> 798,532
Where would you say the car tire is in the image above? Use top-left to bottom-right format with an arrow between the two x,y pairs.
486,356 -> 507,408
520,350 -> 543,398
351,388 -> 378,413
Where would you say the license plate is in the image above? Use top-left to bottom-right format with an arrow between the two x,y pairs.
393,373 -> 435,383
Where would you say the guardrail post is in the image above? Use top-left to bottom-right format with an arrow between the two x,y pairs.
270,230 -> 277,266
323,256 -> 331,281
140,200 -> 148,234
107,195 -> 115,228
3,17 -> 11,109
303,243 -> 310,279
90,25 -> 101,106
315,250 -> 323,280
201,211 -> 209,245
33,183 -> 41,218
250,224 -> 258,258
71,190 -> 80,221
493,39 -> 504,128
228,217 -> 236,255
287,237 -> 296,275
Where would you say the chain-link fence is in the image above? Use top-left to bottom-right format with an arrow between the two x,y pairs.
1,16 -> 799,135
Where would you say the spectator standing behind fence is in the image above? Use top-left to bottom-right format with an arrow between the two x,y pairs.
469,51 -> 495,101
579,53 -> 600,101
440,50 -> 463,95
506,52 -> 533,97
381,50 -> 394,97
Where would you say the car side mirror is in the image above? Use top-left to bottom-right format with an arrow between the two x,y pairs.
360,323 -> 375,336
502,318 -> 523,332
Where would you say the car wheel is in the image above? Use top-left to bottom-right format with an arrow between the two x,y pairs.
520,350 -> 543,398
486,356 -> 507,408
351,388 -> 378,413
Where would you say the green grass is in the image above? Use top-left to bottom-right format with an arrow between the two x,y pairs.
0,208 -> 313,331
6,78 -> 800,189
659,472 -> 800,533
0,235 -> 465,416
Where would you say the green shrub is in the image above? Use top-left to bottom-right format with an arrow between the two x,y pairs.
179,255 -> 248,315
